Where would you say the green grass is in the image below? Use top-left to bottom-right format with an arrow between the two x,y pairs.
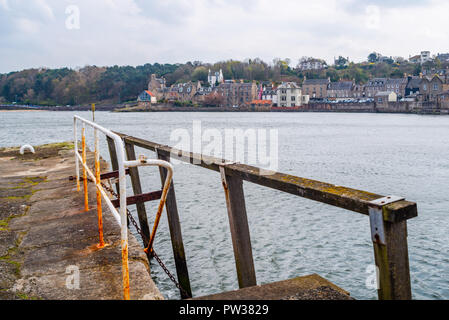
15,292 -> 40,300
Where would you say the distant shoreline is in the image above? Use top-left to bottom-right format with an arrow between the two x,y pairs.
1,103 -> 447,115
0,109 -> 45,112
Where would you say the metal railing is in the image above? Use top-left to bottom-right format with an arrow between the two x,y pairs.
73,116 -> 174,300
113,132 -> 418,300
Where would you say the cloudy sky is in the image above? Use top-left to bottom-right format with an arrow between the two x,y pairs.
0,0 -> 448,73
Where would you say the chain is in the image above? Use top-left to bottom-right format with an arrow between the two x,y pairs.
122,198 -> 190,299
71,175 -> 190,298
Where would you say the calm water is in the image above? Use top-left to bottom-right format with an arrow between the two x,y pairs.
1,111 -> 448,300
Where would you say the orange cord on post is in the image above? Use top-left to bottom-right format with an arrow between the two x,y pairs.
122,239 -> 130,300
76,172 -> 80,192
95,132 -> 105,249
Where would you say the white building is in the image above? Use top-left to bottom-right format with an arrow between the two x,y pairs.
375,91 -> 397,104
420,51 -> 432,64
276,82 -> 302,107
409,51 -> 433,65
208,69 -> 224,87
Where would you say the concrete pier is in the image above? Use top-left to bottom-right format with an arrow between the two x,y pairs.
0,143 -> 163,300
192,274 -> 353,300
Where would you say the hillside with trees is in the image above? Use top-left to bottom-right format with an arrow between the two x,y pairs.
0,55 -> 445,106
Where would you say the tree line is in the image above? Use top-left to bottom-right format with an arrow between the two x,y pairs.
0,57 -> 442,106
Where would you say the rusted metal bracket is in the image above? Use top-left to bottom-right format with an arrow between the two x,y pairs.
219,161 -> 237,185
111,190 -> 163,208
368,196 -> 405,245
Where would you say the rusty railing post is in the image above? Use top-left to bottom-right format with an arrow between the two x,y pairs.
74,119 -> 80,192
369,197 -> 412,300
124,140 -> 151,247
95,127 -> 105,248
82,125 -> 89,212
157,150 -> 192,299
219,165 -> 257,289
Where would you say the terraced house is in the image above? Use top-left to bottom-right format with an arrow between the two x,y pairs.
302,77 -> 330,99
420,75 -> 444,101
327,81 -> 354,99
364,78 -> 387,98
172,82 -> 200,102
147,74 -> 167,100
385,78 -> 408,98
405,75 -> 444,101
215,82 -> 258,107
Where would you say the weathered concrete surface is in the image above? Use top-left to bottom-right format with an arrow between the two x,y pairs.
192,274 -> 353,300
0,143 -> 163,300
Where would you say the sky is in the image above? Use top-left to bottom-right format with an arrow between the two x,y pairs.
0,0 -> 448,73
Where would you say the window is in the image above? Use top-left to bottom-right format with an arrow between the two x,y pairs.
281,89 -> 287,94
281,96 -> 287,101
378,97 -> 383,103
291,96 -> 296,101
423,84 -> 427,91
433,84 -> 439,91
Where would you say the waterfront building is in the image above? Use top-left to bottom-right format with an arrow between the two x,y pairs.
420,75 -> 444,101
405,76 -> 422,97
214,82 -> 258,107
364,78 -> 387,98
171,82 -> 199,102
375,91 -> 397,105
302,77 -> 330,99
261,88 -> 278,105
352,84 -> 365,98
276,82 -> 302,107
327,81 -> 355,99
148,74 -> 166,100
405,75 -> 444,101
137,90 -> 157,104
192,85 -> 212,103
385,78 -> 408,98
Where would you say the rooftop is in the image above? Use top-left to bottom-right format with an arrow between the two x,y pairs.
278,82 -> 300,89
303,78 -> 330,86
328,81 -> 354,91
